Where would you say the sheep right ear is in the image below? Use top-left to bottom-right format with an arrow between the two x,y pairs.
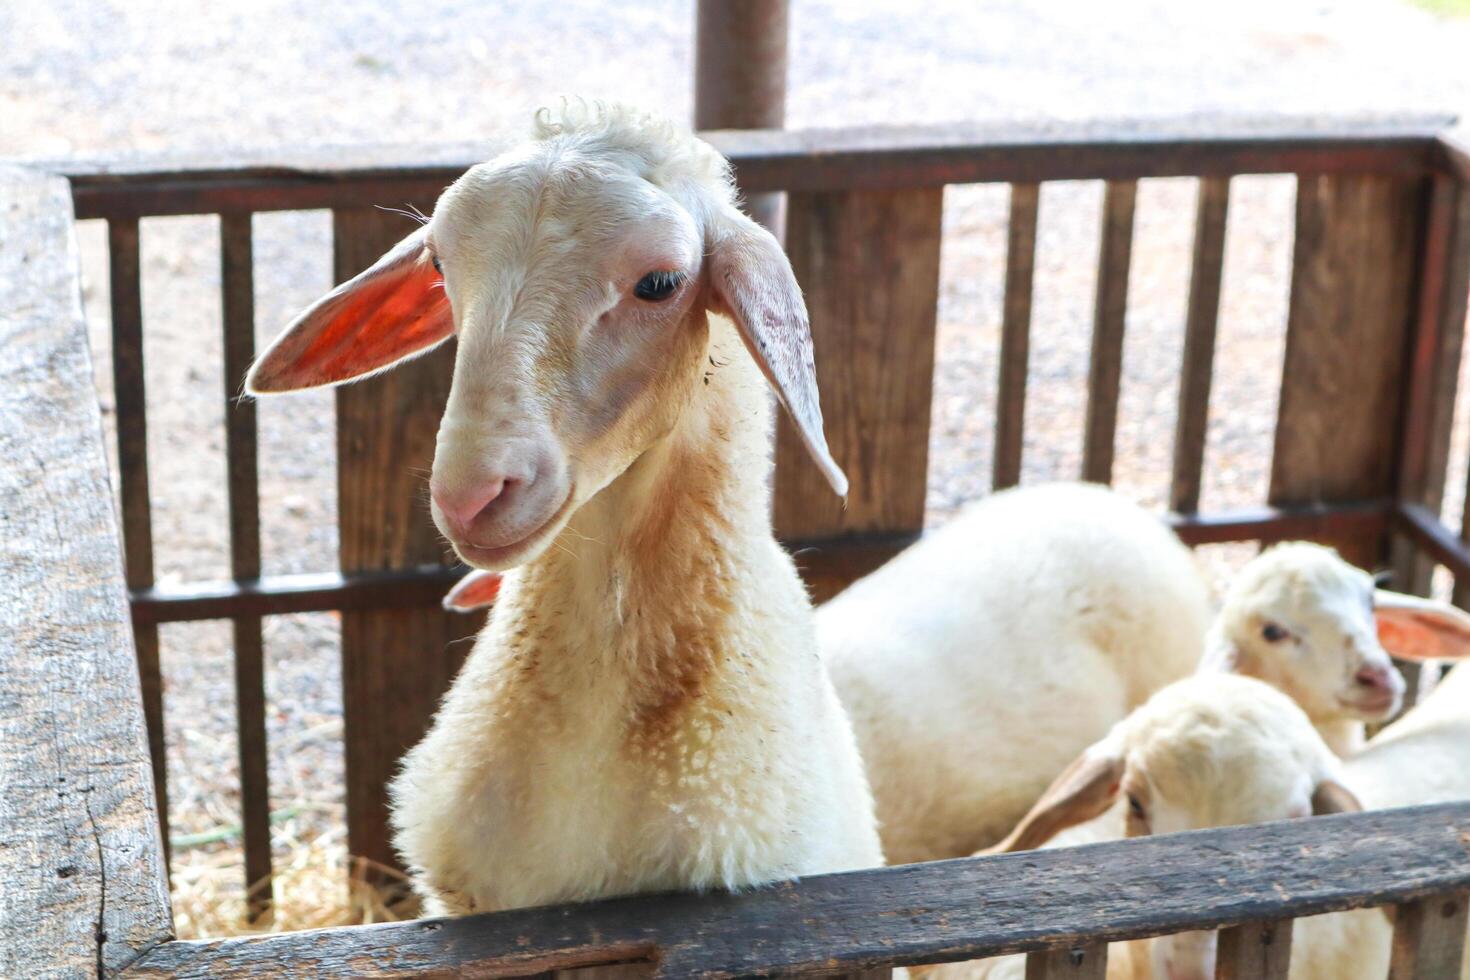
707,206 -> 848,498
246,226 -> 453,394
1373,590 -> 1470,661
983,742 -> 1125,855
443,570 -> 503,612
1310,778 -> 1363,815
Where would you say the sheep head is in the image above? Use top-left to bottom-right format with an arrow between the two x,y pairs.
246,103 -> 846,570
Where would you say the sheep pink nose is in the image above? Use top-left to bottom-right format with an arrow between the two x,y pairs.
1355,665 -> 1395,693
431,478 -> 507,538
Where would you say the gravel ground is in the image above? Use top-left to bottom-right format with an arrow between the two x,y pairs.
6,0 -> 1470,930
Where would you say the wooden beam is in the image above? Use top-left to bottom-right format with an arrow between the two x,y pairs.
994,182 -> 1040,490
1389,894 -> 1469,979
123,803 -> 1470,979
1270,173 -> 1430,568
53,114 -> 1453,220
774,187 -> 944,601
0,166 -> 173,977
1169,176 -> 1231,513
1216,919 -> 1293,979
693,0 -> 787,233
1082,180 -> 1137,483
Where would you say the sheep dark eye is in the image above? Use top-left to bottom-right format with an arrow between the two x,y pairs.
1262,622 -> 1288,643
431,254 -> 443,275
1127,793 -> 1146,821
634,270 -> 684,302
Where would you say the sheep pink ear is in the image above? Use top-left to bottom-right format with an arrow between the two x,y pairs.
1374,590 -> 1470,661
708,208 -> 848,498
245,226 -> 452,393
983,741 -> 1125,855
443,569 -> 503,612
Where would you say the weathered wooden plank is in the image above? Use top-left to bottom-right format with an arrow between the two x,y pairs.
220,212 -> 272,920
123,803 -> 1470,979
1082,180 -> 1137,483
333,208 -> 478,881
0,166 -> 173,977
1437,127 -> 1470,182
773,187 -> 943,600
1025,943 -> 1107,979
108,215 -> 170,864
1389,894 -> 1468,979
1170,176 -> 1231,513
994,182 -> 1040,490
1270,173 -> 1429,568
1215,919 -> 1293,980
53,114 -> 1452,219
1392,176 -> 1470,599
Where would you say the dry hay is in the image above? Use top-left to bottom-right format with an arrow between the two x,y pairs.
170,808 -> 418,939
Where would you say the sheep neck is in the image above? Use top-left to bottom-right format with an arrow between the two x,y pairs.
1314,717 -> 1367,757
512,319 -> 770,715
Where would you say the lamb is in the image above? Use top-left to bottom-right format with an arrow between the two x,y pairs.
941,670 -> 1470,980
1203,541 -> 1470,756
245,102 -> 883,914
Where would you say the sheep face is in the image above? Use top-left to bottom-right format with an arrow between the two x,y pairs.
421,148 -> 713,568
1213,543 -> 1404,725
988,675 -> 1359,980
245,104 -> 846,571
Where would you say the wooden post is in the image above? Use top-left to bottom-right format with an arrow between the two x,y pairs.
1025,942 -> 1108,979
333,209 -> 481,890
1216,919 -> 1293,979
694,0 -> 788,234
774,188 -> 944,600
1271,174 -> 1430,570
1389,894 -> 1469,979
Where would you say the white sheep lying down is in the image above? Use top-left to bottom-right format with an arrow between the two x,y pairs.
931,671 -> 1470,980
247,103 -> 882,914
819,482 -> 1213,864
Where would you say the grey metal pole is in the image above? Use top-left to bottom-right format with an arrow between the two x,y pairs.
693,0 -> 789,237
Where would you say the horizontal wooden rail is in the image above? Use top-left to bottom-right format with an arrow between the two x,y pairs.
127,501 -> 1391,625
37,114 -> 1456,220
1396,500 -> 1470,581
122,802 -> 1470,979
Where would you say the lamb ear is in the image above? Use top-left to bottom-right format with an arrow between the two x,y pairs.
443,569 -> 503,612
1310,778 -> 1363,815
983,741 -> 1125,855
246,225 -> 452,393
707,207 -> 848,498
1374,589 -> 1470,661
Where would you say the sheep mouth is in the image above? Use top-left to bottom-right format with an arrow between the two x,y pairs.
1338,691 -> 1398,718
452,484 -> 576,571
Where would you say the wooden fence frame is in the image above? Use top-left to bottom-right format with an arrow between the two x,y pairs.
5,114 -> 1470,977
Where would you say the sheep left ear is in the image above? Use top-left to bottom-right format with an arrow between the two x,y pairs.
707,207 -> 847,498
246,225 -> 452,394
1310,778 -> 1363,815
1374,590 -> 1470,661
983,740 -> 1125,855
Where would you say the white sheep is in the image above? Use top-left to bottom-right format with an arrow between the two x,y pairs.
819,482 -> 1214,864
948,670 -> 1470,980
1203,541 -> 1470,756
246,102 -> 883,914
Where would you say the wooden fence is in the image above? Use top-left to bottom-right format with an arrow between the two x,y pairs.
3,114 -> 1470,977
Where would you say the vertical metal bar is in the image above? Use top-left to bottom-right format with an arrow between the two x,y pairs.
109,216 -> 170,868
693,0 -> 788,235
1170,177 -> 1231,514
221,212 -> 272,921
1390,894 -> 1469,979
1082,180 -> 1137,485
1216,919 -> 1293,979
1025,942 -> 1108,979
994,182 -> 1040,491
